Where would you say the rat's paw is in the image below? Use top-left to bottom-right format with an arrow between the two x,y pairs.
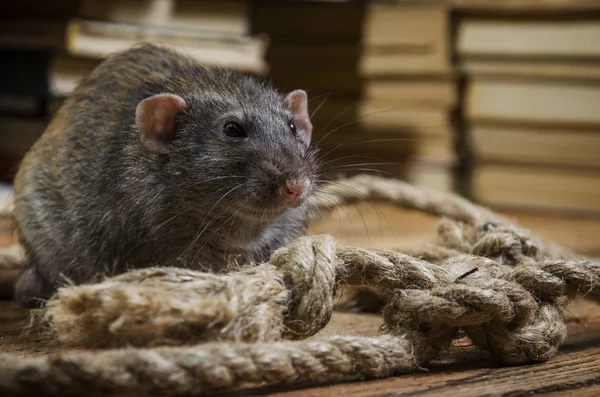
0,244 -> 25,299
13,267 -> 50,308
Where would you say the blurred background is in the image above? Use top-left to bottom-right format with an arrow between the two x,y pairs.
0,0 -> 599,217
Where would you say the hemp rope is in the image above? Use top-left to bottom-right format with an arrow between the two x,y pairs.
309,174 -> 574,259
0,174 -> 598,397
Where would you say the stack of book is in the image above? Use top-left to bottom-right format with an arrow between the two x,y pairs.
252,0 -> 366,163
357,0 -> 457,192
0,0 -> 79,182
51,0 -> 268,115
0,0 -> 267,181
72,0 -> 266,75
456,1 -> 600,215
253,0 -> 458,192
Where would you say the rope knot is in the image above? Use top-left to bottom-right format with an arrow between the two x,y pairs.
471,224 -> 541,265
269,235 -> 339,339
448,256 -> 568,363
381,255 -> 568,365
436,219 -> 541,265
5,173 -> 596,397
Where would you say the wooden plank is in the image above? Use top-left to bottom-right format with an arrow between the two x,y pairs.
2,205 -> 600,396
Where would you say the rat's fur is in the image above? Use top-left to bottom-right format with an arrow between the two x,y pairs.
12,43 -> 320,307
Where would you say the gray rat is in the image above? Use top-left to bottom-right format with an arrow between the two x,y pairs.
11,43 -> 320,308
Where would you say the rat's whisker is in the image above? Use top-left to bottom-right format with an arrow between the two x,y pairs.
191,202 -> 248,266
315,179 -> 390,228
315,136 -> 361,162
305,199 -> 324,222
313,136 -> 420,165
315,98 -> 366,145
194,176 -> 248,184
319,153 -> 389,166
317,100 -> 445,146
326,168 -> 403,180
178,182 -> 253,263
356,137 -> 423,144
309,93 -> 332,120
321,162 -> 399,169
307,92 -> 333,102
112,182 -> 242,269
196,199 -> 260,263
179,201 -> 239,267
310,191 -> 353,238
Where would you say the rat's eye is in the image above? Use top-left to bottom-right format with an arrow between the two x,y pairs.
289,121 -> 297,134
223,122 -> 246,138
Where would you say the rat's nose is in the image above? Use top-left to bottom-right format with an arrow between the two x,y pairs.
282,179 -> 310,200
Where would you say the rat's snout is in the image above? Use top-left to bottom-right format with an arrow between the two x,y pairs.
249,156 -> 313,211
280,178 -> 310,207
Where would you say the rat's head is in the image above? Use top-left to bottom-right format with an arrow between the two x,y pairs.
134,71 -> 319,220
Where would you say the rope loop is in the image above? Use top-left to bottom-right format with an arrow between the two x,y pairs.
269,235 -> 339,339
0,173 -> 598,397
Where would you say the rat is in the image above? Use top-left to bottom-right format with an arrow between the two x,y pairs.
10,43 -> 320,308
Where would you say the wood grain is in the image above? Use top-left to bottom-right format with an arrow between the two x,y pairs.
2,204 -> 600,396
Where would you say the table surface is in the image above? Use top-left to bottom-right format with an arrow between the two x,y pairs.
1,202 -> 600,396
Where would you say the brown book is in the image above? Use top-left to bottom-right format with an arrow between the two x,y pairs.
457,17 -> 600,58
269,70 -> 363,98
316,134 -> 456,192
466,76 -> 600,127
266,43 -> 361,73
0,19 -> 68,50
453,0 -> 600,13
317,127 -> 457,165
405,157 -> 456,193
460,58 -> 600,80
357,98 -> 453,138
364,75 -> 457,108
409,136 -> 457,164
470,124 -> 600,169
473,164 -> 600,215
360,2 -> 450,76
253,0 -> 364,42
309,97 -> 364,130
266,43 -> 362,96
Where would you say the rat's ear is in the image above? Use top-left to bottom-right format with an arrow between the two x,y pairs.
285,89 -> 313,145
135,93 -> 187,154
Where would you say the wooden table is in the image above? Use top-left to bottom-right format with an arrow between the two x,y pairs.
2,203 -> 600,396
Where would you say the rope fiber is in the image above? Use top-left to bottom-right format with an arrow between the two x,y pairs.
0,174 -> 598,397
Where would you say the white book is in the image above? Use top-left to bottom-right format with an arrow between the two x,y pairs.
66,19 -> 269,75
79,0 -> 249,35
